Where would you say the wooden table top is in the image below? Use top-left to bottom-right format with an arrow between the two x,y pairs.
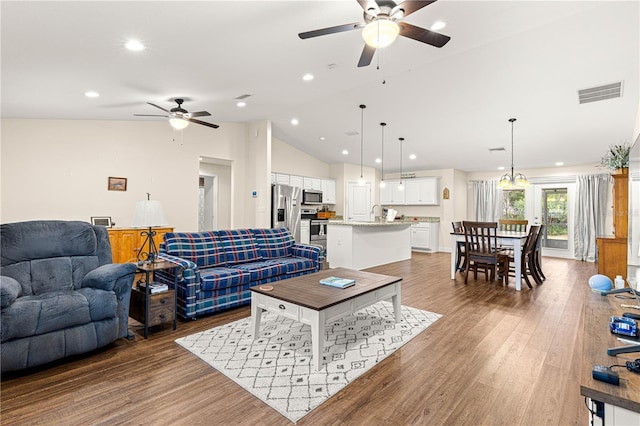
249,267 -> 401,311
451,230 -> 528,239
580,289 -> 640,412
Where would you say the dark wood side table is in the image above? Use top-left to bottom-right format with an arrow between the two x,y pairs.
130,261 -> 179,338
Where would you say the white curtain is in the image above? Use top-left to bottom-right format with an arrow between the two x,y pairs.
472,180 -> 502,222
574,174 -> 610,261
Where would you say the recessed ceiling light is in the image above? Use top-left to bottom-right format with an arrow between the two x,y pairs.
290,118 -> 299,125
409,154 -> 416,160
125,40 -> 145,51
375,158 -> 381,163
342,149 -> 349,155
319,136 -> 326,141
431,21 -> 446,31
555,161 -> 564,166
236,101 -> 246,107
498,166 -> 505,171
84,91 -> 100,98
302,73 -> 314,81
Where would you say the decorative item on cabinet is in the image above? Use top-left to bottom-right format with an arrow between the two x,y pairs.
107,227 -> 174,263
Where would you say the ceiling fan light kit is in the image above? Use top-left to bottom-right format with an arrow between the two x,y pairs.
169,117 -> 189,130
498,118 -> 530,189
134,98 -> 219,130
362,19 -> 399,48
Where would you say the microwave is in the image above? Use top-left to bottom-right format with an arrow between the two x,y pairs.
302,190 -> 323,205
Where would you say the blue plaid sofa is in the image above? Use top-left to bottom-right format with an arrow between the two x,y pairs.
155,228 -> 322,320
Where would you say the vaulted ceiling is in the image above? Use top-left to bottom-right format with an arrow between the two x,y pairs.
2,1 -> 638,173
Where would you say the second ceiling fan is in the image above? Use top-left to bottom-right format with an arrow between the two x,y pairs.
134,98 -> 219,129
298,0 -> 450,67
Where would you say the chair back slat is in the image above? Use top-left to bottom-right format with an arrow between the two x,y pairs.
499,219 -> 528,232
463,221 -> 499,258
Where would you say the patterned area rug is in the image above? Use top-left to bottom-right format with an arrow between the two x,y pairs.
175,301 -> 441,423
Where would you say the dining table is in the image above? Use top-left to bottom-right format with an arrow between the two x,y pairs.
450,230 -> 529,291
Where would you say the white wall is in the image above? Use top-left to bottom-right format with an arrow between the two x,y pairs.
1,118 -> 254,231
271,137 -> 331,178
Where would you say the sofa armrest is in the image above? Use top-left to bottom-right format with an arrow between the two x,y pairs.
291,243 -> 323,270
81,263 -> 137,295
1,276 -> 22,309
155,253 -> 200,319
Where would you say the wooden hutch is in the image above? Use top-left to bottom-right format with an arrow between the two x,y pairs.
596,170 -> 628,280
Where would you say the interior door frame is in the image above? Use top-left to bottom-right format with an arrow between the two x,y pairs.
346,181 -> 371,222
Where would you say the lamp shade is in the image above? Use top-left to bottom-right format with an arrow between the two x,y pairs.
362,19 -> 399,48
169,117 -> 189,130
132,200 -> 168,227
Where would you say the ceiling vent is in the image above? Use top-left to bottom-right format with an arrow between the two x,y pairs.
345,130 -> 359,136
489,147 -> 506,153
578,82 -> 623,104
235,94 -> 252,100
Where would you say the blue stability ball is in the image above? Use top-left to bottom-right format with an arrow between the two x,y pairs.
589,274 -> 612,291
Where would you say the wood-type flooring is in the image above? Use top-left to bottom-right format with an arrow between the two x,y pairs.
1,252 -> 595,425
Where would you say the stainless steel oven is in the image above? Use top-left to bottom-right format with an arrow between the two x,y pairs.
310,219 -> 328,250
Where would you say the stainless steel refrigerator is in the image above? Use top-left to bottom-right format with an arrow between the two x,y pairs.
271,184 -> 302,242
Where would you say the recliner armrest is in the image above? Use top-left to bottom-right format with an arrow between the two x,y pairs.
0,276 -> 22,309
81,263 -> 137,294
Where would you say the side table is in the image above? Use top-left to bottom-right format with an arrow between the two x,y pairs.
129,261 -> 179,338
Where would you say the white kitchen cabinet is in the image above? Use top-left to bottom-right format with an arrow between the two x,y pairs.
410,222 -> 439,252
304,177 -> 322,191
271,173 -> 276,184
380,180 -> 405,205
404,178 -> 439,205
275,173 -> 290,185
321,179 -> 336,204
300,219 -> 310,244
289,175 -> 303,188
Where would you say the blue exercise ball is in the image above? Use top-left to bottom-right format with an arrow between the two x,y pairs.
589,274 -> 612,291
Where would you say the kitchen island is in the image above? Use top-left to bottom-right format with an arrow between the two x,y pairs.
327,221 -> 411,270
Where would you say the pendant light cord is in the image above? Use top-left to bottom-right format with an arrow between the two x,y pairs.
509,117 -> 516,179
380,123 -> 386,181
360,105 -> 366,178
399,137 -> 404,185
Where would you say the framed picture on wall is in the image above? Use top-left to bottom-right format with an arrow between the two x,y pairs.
90,217 -> 113,227
108,177 -> 127,191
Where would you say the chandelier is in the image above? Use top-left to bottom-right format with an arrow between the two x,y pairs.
498,118 -> 529,188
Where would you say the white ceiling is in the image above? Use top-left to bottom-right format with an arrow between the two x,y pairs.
2,1 -> 638,173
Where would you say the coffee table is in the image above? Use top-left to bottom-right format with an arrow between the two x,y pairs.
250,267 -> 402,370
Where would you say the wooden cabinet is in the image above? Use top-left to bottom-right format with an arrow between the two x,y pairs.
597,171 -> 628,280
405,178 -> 439,205
108,227 -> 174,263
321,179 -> 336,204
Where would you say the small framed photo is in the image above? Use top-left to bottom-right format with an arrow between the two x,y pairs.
108,177 -> 127,191
91,216 -> 113,227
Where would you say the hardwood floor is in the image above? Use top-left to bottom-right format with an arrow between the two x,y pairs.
1,253 -> 594,425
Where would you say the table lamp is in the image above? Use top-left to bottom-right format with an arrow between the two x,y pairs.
131,193 -> 168,264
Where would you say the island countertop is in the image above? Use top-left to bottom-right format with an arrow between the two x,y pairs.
328,221 -> 410,227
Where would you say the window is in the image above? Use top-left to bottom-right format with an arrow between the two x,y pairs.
502,189 -> 525,219
541,188 -> 568,249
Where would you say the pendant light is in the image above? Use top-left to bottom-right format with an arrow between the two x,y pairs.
359,105 -> 366,184
498,118 -> 529,188
398,137 -> 404,191
379,122 -> 387,188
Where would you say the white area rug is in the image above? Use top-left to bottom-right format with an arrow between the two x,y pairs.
175,301 -> 441,423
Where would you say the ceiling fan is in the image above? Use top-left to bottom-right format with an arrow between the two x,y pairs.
298,0 -> 450,67
134,98 -> 219,129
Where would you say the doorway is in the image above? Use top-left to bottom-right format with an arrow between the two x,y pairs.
529,182 -> 575,258
199,175 -> 218,231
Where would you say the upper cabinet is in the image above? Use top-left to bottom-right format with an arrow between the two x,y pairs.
289,175 -> 303,189
303,177 -> 322,191
275,173 -> 290,185
321,179 -> 336,204
380,178 -> 439,205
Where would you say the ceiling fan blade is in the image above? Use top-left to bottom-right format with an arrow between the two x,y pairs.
189,111 -> 211,118
391,0 -> 437,18
356,0 -> 380,17
147,102 -> 170,113
398,22 -> 450,47
299,22 -> 363,39
189,118 -> 219,129
133,114 -> 168,117
358,44 -> 376,67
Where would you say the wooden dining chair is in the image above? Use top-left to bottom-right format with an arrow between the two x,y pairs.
452,221 -> 467,272
533,224 -> 546,282
499,219 -> 528,232
506,225 -> 541,288
462,221 -> 510,286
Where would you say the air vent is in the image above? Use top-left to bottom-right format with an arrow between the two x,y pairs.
345,130 -> 359,136
578,82 -> 623,104
235,94 -> 252,100
489,147 -> 506,153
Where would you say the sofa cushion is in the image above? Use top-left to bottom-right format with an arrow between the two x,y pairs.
1,276 -> 21,308
199,267 -> 251,292
263,257 -> 316,274
163,232 -> 226,268
250,228 -> 294,259
233,260 -> 290,282
31,257 -> 74,295
217,229 -> 262,265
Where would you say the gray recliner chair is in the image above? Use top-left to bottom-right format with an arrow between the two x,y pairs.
1,220 -> 136,373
